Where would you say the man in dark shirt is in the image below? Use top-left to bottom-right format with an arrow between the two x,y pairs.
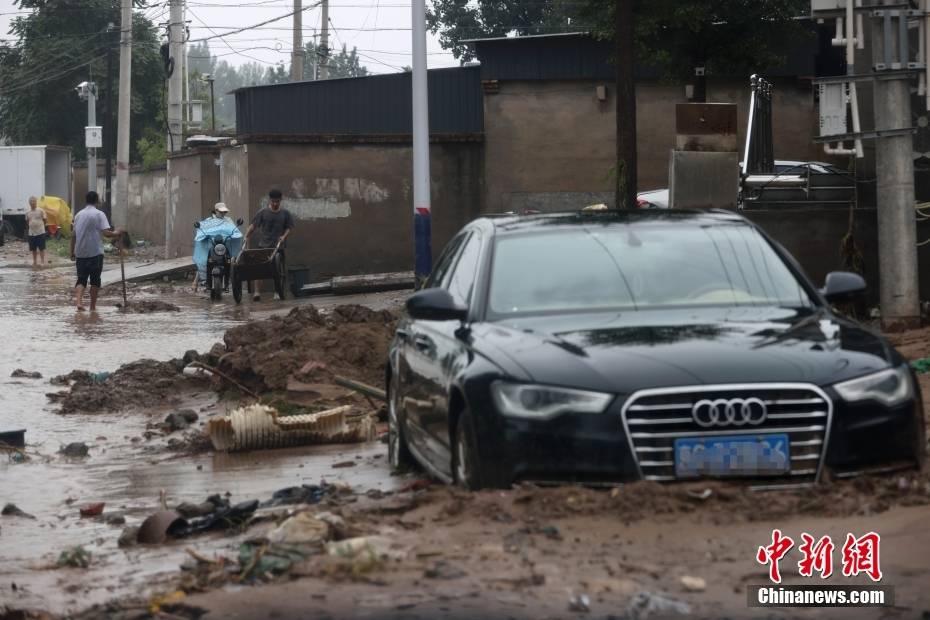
244,188 -> 294,301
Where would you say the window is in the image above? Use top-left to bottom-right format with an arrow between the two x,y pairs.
426,233 -> 467,289
487,224 -> 812,317
446,231 -> 482,306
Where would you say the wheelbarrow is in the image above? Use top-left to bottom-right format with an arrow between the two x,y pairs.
231,240 -> 287,304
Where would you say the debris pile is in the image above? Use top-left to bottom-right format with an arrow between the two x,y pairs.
218,304 -> 397,393
51,359 -> 193,413
116,300 -> 181,313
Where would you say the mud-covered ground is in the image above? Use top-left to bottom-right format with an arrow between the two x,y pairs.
3,240 -> 930,620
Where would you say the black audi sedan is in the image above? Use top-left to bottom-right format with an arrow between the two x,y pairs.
386,210 -> 925,490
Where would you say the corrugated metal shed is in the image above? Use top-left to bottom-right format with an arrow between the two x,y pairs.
235,66 -> 483,136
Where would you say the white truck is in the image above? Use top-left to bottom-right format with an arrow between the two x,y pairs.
0,145 -> 72,242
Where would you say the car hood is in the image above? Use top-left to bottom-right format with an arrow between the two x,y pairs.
471,307 -> 896,394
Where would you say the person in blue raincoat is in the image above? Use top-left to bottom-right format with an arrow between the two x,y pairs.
192,203 -> 243,292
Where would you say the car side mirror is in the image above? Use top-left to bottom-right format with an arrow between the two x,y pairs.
193,222 -> 200,229
822,271 -> 866,303
236,218 -> 244,226
406,288 -> 468,322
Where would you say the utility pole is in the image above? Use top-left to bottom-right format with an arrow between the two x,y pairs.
412,0 -> 430,282
85,83 -> 97,198
291,0 -> 305,81
319,0 -> 329,80
206,75 -> 216,132
114,0 -> 132,229
615,0 -> 637,209
872,0 -> 920,327
104,23 -> 115,219
167,0 -> 183,152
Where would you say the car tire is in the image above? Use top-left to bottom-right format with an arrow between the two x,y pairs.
388,371 -> 415,471
452,406 -> 482,490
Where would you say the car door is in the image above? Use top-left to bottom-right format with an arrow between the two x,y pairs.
409,230 -> 484,476
398,232 -> 468,464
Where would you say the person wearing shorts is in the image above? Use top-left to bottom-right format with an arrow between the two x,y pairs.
25,196 -> 47,267
70,191 -> 122,311
243,189 -> 294,301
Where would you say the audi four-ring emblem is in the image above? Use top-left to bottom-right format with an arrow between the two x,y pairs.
691,397 -> 767,427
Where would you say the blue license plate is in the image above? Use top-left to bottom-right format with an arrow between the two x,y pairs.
674,434 -> 790,478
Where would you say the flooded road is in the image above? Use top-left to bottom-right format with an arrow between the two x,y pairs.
0,247 -> 403,614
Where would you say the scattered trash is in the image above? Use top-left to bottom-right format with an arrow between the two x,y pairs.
424,560 -> 467,580
89,371 -> 110,383
148,590 -> 185,615
326,535 -> 401,573
539,524 -> 562,540
118,525 -> 140,548
182,364 -> 212,379
911,357 -> 930,374
60,442 -> 89,457
79,502 -> 106,518
206,404 -> 371,452
686,488 -> 713,502
238,542 -> 308,579
176,501 -> 217,519
627,591 -> 691,620
679,575 -> 706,592
57,546 -> 91,568
0,429 -> 26,449
138,510 -> 189,545
264,484 -> 331,507
2,503 -> 35,519
398,479 -> 432,493
266,512 -> 332,548
10,369 -> 41,379
568,593 -> 591,612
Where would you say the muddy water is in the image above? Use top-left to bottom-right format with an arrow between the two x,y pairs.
0,252 -> 402,614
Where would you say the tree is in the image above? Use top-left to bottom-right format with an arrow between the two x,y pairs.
428,0 -> 812,82
303,43 -> 370,80
0,0 -> 167,165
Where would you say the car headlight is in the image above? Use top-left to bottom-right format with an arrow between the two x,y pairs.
213,243 -> 227,256
834,365 -> 913,407
491,381 -> 613,419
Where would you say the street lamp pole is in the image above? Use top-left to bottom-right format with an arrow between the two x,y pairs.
208,77 -> 215,132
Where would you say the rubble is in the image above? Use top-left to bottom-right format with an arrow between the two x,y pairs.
218,304 -> 397,393
2,503 -> 36,519
10,369 -> 42,379
115,300 -> 181,313
59,442 -> 89,457
53,359 -> 193,414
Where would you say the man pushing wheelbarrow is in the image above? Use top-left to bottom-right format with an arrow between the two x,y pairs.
242,189 -> 294,302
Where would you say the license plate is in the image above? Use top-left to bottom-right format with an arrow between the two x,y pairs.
674,434 -> 790,478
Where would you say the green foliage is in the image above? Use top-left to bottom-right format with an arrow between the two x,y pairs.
428,0 -> 812,80
0,0 -> 167,165
303,43 -> 370,80
135,127 -> 166,171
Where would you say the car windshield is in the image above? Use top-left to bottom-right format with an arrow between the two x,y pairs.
487,223 -> 814,317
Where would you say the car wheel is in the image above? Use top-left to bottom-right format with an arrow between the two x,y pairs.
452,406 -> 482,490
388,371 -> 415,471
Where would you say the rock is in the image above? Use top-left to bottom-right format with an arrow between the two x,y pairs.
332,460 -> 356,468
2,503 -> 36,519
680,575 -> 706,592
11,369 -> 42,379
176,501 -> 215,518
182,350 -> 200,366
57,545 -> 91,568
267,512 -> 332,547
105,513 -> 126,526
177,409 -> 199,424
118,525 -> 140,547
628,591 -> 691,620
164,413 -> 191,432
568,593 -> 591,613
60,442 -> 89,457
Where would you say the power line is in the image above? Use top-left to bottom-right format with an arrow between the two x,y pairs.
187,2 -> 322,43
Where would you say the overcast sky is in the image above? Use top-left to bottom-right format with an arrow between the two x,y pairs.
0,0 -> 461,75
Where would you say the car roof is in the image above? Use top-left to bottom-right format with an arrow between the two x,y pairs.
478,209 -> 748,234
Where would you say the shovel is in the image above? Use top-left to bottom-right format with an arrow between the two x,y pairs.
117,231 -> 132,309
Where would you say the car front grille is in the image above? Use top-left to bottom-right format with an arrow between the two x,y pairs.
620,383 -> 832,488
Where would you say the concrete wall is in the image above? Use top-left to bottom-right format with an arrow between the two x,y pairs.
219,145 -> 250,225
746,208 -> 930,305
165,150 -> 220,259
482,77 -> 828,210
231,140 -> 484,279
73,163 -> 166,245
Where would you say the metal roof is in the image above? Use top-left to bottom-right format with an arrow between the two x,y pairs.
235,66 -> 483,136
